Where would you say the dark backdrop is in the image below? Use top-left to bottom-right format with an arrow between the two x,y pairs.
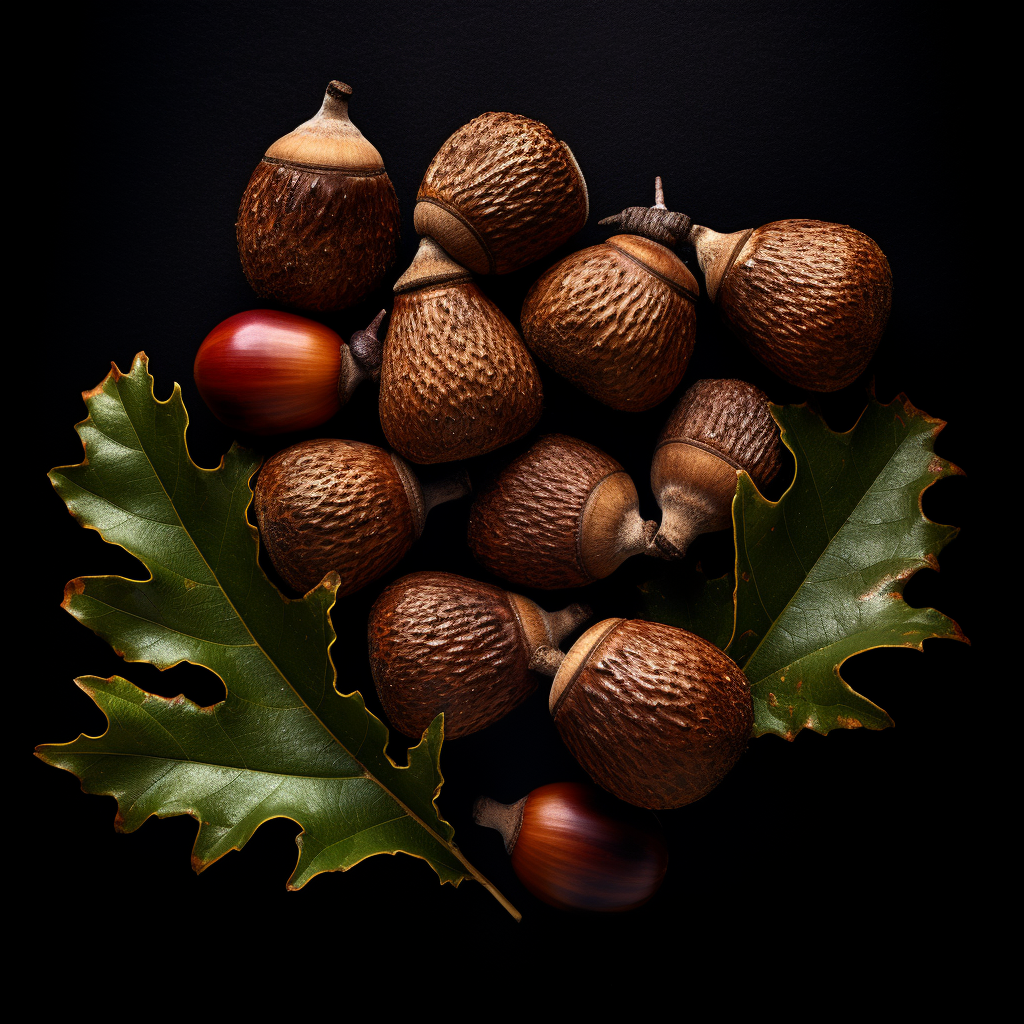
27,1 -> 973,969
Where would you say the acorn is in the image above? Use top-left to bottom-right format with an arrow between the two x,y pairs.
467,434 -> 661,590
600,178 -> 893,391
539,619 -> 753,809
194,309 -> 385,435
368,571 -> 590,739
253,439 -> 469,596
414,112 -> 588,275
520,227 -> 699,411
474,782 -> 668,912
379,238 -> 543,464
651,379 -> 783,558
237,81 -> 400,312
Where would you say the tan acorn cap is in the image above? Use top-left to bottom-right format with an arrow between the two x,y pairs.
393,237 -> 474,294
264,81 -> 385,172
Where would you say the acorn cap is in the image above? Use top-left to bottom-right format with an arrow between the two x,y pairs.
264,80 -> 385,172
605,235 -> 699,301
393,237 -> 473,294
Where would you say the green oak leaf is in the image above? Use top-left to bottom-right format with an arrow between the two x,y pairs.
37,353 -> 518,918
640,394 -> 966,740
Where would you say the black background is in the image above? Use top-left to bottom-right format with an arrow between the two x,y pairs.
27,1 -> 974,972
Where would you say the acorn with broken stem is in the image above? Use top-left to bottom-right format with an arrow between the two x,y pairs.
601,178 -> 892,391
368,572 -> 590,739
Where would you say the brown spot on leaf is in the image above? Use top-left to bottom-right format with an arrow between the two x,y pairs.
768,692 -> 779,707
836,716 -> 862,729
787,705 -> 794,716
741,572 -> 750,582
795,679 -> 802,690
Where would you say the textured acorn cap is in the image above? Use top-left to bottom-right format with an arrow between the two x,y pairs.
415,112 -> 588,274
550,619 -> 753,809
264,81 -> 384,171
520,236 -> 697,411
380,244 -> 543,464
468,435 -> 656,589
253,439 -> 420,596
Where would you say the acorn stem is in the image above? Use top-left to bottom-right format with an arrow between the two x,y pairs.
529,645 -> 566,677
420,468 -> 472,514
544,603 -> 592,646
474,795 -> 528,854
321,80 -> 354,121
338,309 -> 387,402
597,179 -> 693,248
653,491 -> 725,559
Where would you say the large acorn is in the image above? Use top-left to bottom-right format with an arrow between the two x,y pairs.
237,81 -> 400,312
414,112 -> 588,275
379,238 -> 543,464
520,233 -> 699,411
194,309 -> 385,435
368,572 -> 590,739
601,179 -> 892,391
651,379 -> 783,557
541,619 -> 753,809
474,782 -> 668,912
467,434 -> 660,590
253,439 -> 468,596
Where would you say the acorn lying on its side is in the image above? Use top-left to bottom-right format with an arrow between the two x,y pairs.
368,572 -> 590,739
254,439 -> 468,596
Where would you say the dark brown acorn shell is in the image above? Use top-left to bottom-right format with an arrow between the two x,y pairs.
551,619 -> 753,809
520,235 -> 698,411
254,438 -> 417,596
368,572 -> 539,739
717,219 -> 892,391
468,434 -> 630,589
658,379 -> 782,487
380,249 -> 543,464
414,112 -> 588,275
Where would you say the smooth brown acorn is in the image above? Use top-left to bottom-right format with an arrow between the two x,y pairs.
520,230 -> 699,411
467,434 -> 661,590
253,439 -> 469,596
538,619 -> 753,809
414,112 -> 588,275
474,782 -> 668,912
237,81 -> 400,312
600,178 -> 893,391
194,309 -> 385,435
379,238 -> 544,464
651,378 -> 783,558
368,572 -> 590,739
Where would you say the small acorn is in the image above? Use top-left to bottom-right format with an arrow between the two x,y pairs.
601,178 -> 893,391
368,572 -> 590,739
237,81 -> 400,312
474,782 -> 668,912
253,439 -> 469,596
379,238 -> 544,464
467,434 -> 661,590
414,112 -> 588,274
651,379 -> 783,557
539,619 -> 753,809
520,223 -> 699,411
194,309 -> 385,435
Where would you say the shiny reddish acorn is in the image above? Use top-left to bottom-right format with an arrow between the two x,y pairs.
193,308 -> 384,435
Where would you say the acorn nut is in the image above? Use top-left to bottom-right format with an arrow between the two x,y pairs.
253,439 -> 469,596
651,378 -> 783,557
237,81 -> 400,312
368,572 -> 590,739
414,112 -> 588,275
521,191 -> 699,411
601,178 -> 893,391
379,238 -> 543,464
467,434 -> 661,590
474,782 -> 668,912
194,309 -> 385,436
539,618 -> 753,809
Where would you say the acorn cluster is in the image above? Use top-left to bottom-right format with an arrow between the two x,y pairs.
193,81 -> 892,912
